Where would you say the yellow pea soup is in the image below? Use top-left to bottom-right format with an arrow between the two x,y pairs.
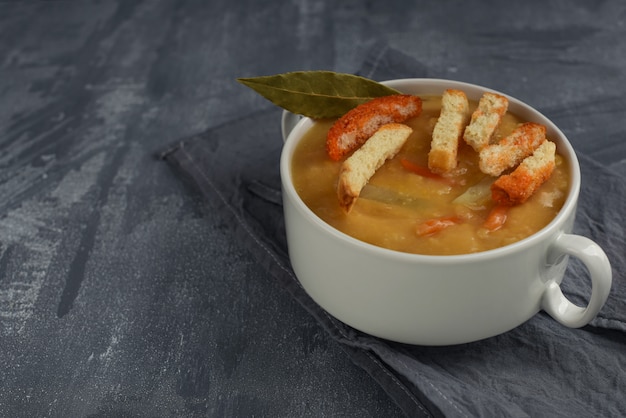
290,95 -> 569,256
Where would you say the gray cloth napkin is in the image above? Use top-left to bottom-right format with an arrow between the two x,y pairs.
161,44 -> 626,417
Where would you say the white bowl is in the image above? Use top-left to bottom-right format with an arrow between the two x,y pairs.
280,79 -> 612,345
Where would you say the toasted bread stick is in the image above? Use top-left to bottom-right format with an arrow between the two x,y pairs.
326,95 -> 422,161
428,89 -> 470,174
337,123 -> 413,212
463,92 -> 509,152
479,122 -> 546,177
491,140 -> 556,206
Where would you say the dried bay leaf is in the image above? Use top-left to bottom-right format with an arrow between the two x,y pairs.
237,71 -> 401,119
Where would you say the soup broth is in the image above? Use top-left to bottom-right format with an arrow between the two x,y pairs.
291,96 -> 570,255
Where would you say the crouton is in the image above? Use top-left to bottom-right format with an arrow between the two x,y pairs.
326,95 -> 422,161
491,140 -> 556,206
428,89 -> 470,174
479,122 -> 546,177
337,123 -> 413,212
463,92 -> 509,152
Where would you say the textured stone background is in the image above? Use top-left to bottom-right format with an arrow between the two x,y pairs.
1,1 -> 624,417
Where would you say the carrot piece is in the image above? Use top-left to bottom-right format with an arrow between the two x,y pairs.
416,216 -> 459,237
483,205 -> 509,231
400,158 -> 453,184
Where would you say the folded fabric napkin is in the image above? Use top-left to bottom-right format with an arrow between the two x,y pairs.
161,44 -> 626,417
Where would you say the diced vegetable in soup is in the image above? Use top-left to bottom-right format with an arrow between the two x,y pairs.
290,95 -> 569,255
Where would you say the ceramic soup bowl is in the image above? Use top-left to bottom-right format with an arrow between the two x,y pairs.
280,78 -> 612,345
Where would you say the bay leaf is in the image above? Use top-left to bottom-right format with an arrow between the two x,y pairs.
237,71 -> 401,119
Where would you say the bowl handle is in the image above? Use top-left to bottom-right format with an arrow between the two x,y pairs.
281,111 -> 302,143
541,233 -> 612,328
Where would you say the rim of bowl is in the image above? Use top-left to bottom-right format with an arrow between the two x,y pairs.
280,78 -> 581,264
